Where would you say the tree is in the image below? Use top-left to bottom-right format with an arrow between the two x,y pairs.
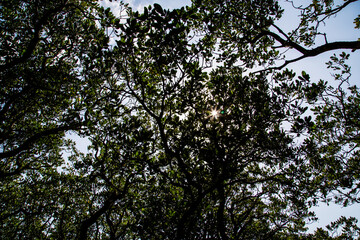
1,0 -> 359,239
299,52 -> 360,207
0,0 -> 119,238
191,0 -> 360,70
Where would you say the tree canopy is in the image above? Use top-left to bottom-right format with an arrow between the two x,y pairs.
1,0 -> 360,239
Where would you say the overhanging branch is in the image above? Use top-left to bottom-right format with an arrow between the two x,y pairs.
253,30 -> 360,72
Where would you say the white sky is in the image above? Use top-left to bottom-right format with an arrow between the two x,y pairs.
97,0 -> 360,233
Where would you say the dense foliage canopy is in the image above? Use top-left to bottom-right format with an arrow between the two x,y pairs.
1,0 -> 360,239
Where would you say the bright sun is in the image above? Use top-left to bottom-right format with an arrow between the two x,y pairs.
210,109 -> 219,118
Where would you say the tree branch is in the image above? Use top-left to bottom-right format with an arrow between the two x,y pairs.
0,123 -> 82,159
77,175 -> 132,240
253,30 -> 360,72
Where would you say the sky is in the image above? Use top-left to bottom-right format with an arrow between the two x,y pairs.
96,0 -> 360,233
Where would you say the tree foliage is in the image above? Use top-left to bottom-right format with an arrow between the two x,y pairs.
1,0 -> 359,239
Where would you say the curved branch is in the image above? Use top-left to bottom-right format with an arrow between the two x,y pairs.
0,123 -> 82,159
253,30 -> 360,72
286,0 -> 358,19
261,30 -> 308,54
307,41 -> 360,56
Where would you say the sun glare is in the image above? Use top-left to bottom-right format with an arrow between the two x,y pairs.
210,109 -> 219,119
